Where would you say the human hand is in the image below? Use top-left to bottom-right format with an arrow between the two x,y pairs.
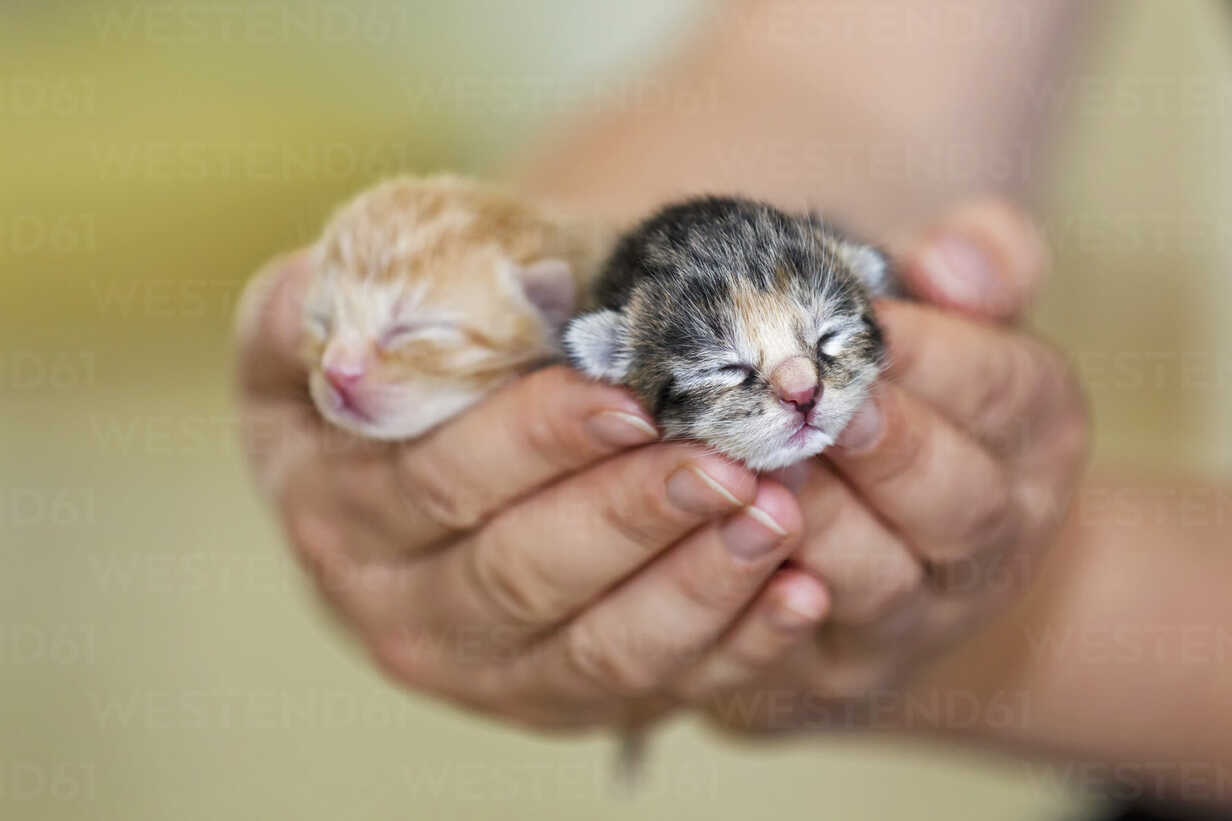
235,250 -> 828,732
693,201 -> 1091,733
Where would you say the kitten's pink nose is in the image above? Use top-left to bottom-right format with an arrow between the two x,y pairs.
324,361 -> 365,395
770,356 -> 820,414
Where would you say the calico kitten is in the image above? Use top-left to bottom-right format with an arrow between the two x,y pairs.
301,174 -> 603,439
565,196 -> 892,471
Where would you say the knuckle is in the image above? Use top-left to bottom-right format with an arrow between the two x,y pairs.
602,475 -> 686,551
727,631 -> 786,672
465,528 -> 559,630
926,547 -> 1011,597
673,560 -> 723,613
514,367 -> 600,460
971,339 -> 1026,431
1012,340 -> 1091,466
840,557 -> 922,624
1054,410 -> 1092,474
676,548 -> 764,616
1026,339 -> 1073,420
281,501 -> 340,577
368,632 -> 432,692
810,657 -> 890,702
398,448 -> 486,532
1048,361 -> 1093,467
519,405 -> 579,471
959,472 -> 1016,554
861,401 -> 931,484
674,650 -> 768,703
667,674 -> 710,706
563,623 -> 660,699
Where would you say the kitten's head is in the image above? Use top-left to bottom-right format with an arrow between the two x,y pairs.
302,176 -> 578,440
565,198 -> 890,470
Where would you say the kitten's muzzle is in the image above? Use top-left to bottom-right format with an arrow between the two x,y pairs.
325,363 -> 364,395
323,361 -> 372,419
770,356 -> 820,415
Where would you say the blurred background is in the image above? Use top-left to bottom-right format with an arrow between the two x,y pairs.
2,1 -> 1229,819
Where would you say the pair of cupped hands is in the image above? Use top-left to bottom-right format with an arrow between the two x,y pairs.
236,199 -> 1088,735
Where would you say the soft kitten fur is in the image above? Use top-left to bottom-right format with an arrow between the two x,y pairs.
565,196 -> 892,471
302,174 -> 604,439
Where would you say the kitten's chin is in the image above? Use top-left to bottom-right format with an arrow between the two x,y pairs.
738,428 -> 834,472
309,376 -> 484,441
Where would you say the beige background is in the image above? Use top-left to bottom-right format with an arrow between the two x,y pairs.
2,1 -> 1228,819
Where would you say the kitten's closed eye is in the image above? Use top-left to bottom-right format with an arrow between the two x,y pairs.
379,320 -> 463,350
713,362 -> 758,384
307,311 -> 332,341
816,330 -> 840,359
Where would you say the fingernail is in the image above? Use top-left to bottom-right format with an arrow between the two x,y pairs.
585,410 -> 659,447
837,398 -> 884,453
720,506 -> 787,561
666,464 -> 743,515
770,581 -> 828,630
920,234 -> 997,307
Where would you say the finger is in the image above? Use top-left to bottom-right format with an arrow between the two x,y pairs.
278,495 -> 416,636
288,367 -> 670,559
876,299 -> 1072,453
776,459 -> 925,626
407,445 -> 757,640
520,482 -> 803,708
829,384 -> 1018,566
390,366 -> 661,549
286,443 -> 426,562
891,198 -> 1048,322
672,567 -> 828,703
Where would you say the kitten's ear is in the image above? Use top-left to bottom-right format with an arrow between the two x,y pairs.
511,258 -> 575,332
563,309 -> 631,381
834,240 -> 893,296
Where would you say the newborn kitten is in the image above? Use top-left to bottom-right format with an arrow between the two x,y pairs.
301,174 -> 603,439
565,196 -> 893,471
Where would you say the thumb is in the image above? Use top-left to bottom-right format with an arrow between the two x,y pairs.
234,248 -> 314,399
891,198 -> 1050,323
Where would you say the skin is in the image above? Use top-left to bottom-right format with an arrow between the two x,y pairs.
236,200 -> 1083,733
238,0 -> 1232,807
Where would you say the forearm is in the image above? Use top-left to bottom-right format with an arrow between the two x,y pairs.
912,475 -> 1232,806
517,0 -> 1088,233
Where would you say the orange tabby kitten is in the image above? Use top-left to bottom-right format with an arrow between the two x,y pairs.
302,174 -> 606,439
